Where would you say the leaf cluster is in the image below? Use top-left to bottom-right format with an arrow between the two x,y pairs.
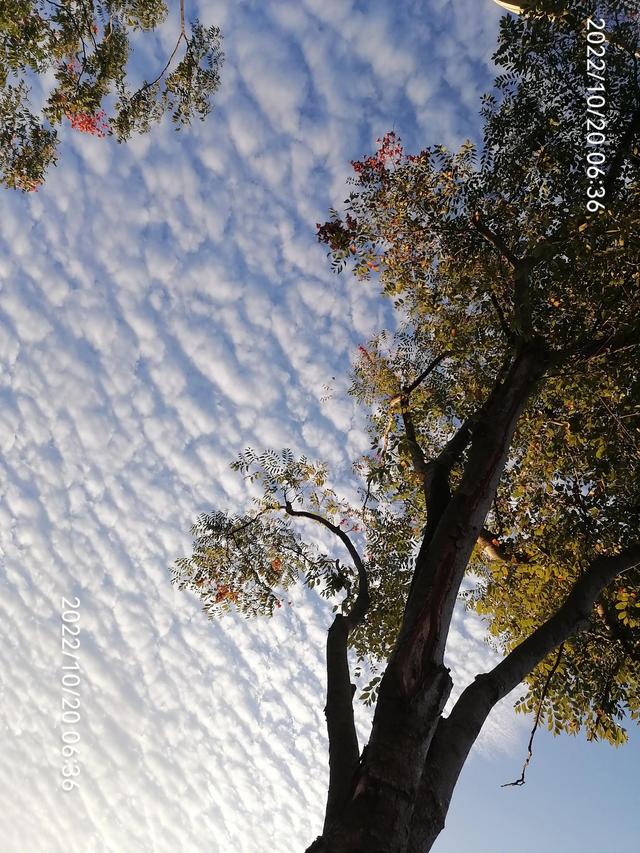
0,0 -> 223,190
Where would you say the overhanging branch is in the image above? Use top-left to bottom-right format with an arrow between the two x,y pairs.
282,502 -> 368,627
464,544 -> 640,728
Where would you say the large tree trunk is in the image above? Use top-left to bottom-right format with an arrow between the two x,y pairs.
306,343 -> 550,853
307,663 -> 452,853
304,339 -> 640,853
307,544 -> 640,853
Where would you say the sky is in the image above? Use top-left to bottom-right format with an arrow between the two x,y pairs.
1,1 -> 639,851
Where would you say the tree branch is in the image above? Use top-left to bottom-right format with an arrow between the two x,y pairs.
472,214 -> 519,267
408,544 -> 640,853
282,502 -> 370,831
399,346 -> 546,680
501,644 -> 564,788
403,415 -> 476,634
477,527 -> 530,566
421,416 -> 476,546
477,528 -> 507,563
527,106 -> 640,266
552,322 -> 640,365
321,612 -> 361,831
282,503 -> 368,627
466,543 -> 640,726
399,403 -> 429,484
513,259 -> 534,340
393,352 -> 454,500
403,352 -> 453,397
486,285 -> 513,341
434,416 -> 475,470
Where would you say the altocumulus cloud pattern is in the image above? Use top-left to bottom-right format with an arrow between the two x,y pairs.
0,1 -> 523,851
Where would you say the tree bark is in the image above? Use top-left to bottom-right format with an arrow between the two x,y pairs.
407,544 -> 640,853
323,614 -> 362,832
307,342 -> 549,853
395,341 -> 548,696
307,663 -> 452,853
283,504 -> 371,840
305,345 -> 640,853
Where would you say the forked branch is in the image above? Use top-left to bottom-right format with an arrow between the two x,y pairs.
408,544 -> 640,853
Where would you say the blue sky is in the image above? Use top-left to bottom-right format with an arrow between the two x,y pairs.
1,0 -> 638,851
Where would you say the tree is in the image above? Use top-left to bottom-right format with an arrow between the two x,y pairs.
0,0 -> 223,191
173,2 -> 640,851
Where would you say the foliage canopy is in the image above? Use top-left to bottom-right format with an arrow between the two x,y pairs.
1,0 -> 223,190
174,4 -> 640,847
175,0 -> 640,747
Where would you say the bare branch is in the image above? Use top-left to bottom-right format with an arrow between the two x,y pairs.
132,31 -> 188,99
501,644 -> 564,788
282,503 -> 368,628
227,507 -> 272,536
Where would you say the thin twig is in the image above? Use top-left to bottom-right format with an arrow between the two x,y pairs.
501,644 -> 565,788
